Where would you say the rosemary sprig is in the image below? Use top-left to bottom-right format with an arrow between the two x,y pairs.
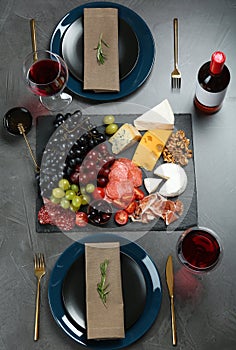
97,259 -> 110,307
94,33 -> 109,65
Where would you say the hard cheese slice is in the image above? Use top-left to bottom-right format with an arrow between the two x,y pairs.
154,163 -> 187,197
109,123 -> 142,154
132,129 -> 172,171
133,99 -> 174,131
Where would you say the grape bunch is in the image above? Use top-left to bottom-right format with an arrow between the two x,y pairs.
50,178 -> 91,212
63,129 -> 115,187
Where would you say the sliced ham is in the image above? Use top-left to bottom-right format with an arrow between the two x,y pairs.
130,192 -> 183,226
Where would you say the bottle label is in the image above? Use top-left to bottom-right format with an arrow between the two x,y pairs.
195,82 -> 227,107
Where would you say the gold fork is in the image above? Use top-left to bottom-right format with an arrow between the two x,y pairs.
171,18 -> 181,89
34,253 -> 46,341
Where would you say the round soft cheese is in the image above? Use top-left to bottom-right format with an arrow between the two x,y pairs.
154,163 -> 187,197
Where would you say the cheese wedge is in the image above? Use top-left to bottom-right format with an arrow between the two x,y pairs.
154,163 -> 187,197
132,129 -> 172,171
133,99 -> 174,131
109,123 -> 142,154
144,178 -> 163,194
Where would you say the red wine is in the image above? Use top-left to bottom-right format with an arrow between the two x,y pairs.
179,228 -> 221,271
194,51 -> 230,114
28,59 -> 67,97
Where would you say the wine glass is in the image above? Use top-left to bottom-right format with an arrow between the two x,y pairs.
176,226 -> 222,274
23,50 -> 72,111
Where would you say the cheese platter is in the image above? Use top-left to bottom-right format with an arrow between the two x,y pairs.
36,104 -> 198,233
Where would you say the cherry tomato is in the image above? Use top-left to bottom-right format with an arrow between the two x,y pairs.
75,212 -> 88,227
125,201 -> 138,214
134,188 -> 145,200
114,210 -> 129,226
92,187 -> 105,200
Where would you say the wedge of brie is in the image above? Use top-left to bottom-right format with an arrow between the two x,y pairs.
133,99 -> 174,131
154,163 -> 187,197
144,178 -> 163,194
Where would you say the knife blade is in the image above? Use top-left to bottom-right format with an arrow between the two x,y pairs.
166,255 -> 177,346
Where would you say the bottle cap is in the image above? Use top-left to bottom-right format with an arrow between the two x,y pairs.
210,51 -> 226,74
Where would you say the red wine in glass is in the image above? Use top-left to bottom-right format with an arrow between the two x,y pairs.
177,227 -> 222,273
23,50 -> 72,111
28,59 -> 67,97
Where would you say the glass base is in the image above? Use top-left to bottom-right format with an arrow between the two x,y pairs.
40,92 -> 72,111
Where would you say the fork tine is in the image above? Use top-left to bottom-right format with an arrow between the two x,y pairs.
40,253 -> 45,268
172,78 -> 175,89
34,254 -> 38,268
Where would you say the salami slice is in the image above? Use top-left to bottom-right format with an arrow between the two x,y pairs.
106,180 -> 134,200
108,161 -> 129,181
128,166 -> 142,187
105,180 -> 120,199
109,158 -> 142,187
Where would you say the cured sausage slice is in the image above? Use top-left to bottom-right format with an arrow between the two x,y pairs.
106,180 -> 134,200
108,161 -> 129,181
109,158 -> 142,187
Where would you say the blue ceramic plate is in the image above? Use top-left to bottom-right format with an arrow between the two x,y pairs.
50,2 -> 155,101
48,234 -> 162,348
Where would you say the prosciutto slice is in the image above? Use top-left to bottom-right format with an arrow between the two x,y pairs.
130,192 -> 183,226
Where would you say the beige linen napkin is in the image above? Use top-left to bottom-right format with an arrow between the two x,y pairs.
83,8 -> 120,92
85,242 -> 125,339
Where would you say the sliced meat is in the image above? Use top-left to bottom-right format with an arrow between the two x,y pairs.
109,160 -> 129,181
128,166 -> 142,187
163,211 -> 179,225
105,180 -> 120,199
129,192 -> 184,226
106,180 -> 134,201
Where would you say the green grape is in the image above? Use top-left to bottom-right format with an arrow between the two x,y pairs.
52,187 -> 65,199
85,183 -> 95,193
70,204 -> 78,212
105,123 -> 119,135
103,115 -> 115,124
65,189 -> 76,200
58,178 -> 70,190
72,195 -> 82,208
80,186 -> 86,195
81,194 -> 90,205
71,184 -> 79,193
60,198 -> 70,209
50,195 -> 61,204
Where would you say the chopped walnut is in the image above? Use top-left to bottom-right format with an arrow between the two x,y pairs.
162,130 -> 192,166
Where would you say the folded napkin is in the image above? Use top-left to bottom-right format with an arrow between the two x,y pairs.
85,242 -> 125,339
83,8 -> 120,92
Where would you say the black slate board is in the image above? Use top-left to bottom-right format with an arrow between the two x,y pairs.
36,113 -> 198,233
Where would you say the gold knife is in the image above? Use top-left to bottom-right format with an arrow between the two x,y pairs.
166,255 -> 177,346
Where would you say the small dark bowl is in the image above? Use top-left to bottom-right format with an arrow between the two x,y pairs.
3,107 -> 32,136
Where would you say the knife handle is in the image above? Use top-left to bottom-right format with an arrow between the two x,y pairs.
171,296 -> 177,346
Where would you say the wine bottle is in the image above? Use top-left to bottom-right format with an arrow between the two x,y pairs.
194,51 -> 230,114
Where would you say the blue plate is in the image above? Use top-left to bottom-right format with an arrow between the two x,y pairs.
48,234 -> 162,348
50,1 -> 155,101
